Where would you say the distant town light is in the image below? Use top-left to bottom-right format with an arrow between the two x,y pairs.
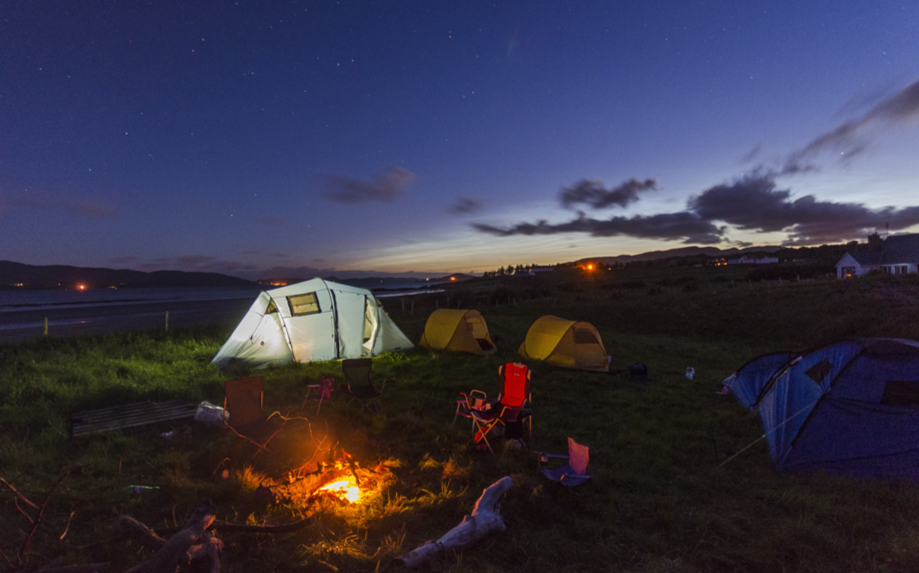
77,283 -> 87,291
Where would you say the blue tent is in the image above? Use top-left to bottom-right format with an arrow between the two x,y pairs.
725,339 -> 919,479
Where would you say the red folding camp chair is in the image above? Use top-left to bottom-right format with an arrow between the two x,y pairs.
302,375 -> 335,415
470,362 -> 532,453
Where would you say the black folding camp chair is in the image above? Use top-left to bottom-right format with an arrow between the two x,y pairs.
342,358 -> 387,414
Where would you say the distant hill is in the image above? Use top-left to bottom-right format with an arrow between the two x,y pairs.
576,245 -> 782,265
0,261 -> 255,290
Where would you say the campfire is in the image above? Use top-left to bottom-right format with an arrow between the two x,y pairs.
315,476 -> 361,503
260,449 -> 394,507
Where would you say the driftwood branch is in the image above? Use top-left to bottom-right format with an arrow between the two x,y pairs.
36,564 -> 111,573
121,501 -> 219,573
150,501 -> 217,573
0,476 -> 41,512
120,505 -> 315,572
17,473 -> 68,568
152,516 -> 315,537
393,476 -> 513,569
118,516 -> 168,551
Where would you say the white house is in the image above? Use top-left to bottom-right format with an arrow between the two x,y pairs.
729,255 -> 778,265
728,255 -> 755,264
836,234 -> 919,278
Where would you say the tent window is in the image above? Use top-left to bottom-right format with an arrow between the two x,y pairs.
288,293 -> 321,316
805,359 -> 833,383
881,381 -> 919,405
265,300 -> 278,314
573,329 -> 599,344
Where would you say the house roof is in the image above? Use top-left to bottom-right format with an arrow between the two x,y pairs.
879,234 -> 919,265
838,233 -> 919,267
847,251 -> 881,265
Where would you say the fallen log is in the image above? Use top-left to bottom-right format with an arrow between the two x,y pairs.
122,501 -> 219,573
36,564 -> 111,573
118,515 -> 167,551
393,476 -> 513,569
151,516 -> 316,537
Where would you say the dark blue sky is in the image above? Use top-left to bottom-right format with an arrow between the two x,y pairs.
2,1 -> 918,279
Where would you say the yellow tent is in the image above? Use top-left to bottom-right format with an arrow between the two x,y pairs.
518,315 -> 609,372
419,309 -> 496,355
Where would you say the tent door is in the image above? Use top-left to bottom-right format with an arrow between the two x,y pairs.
573,328 -> 606,370
362,297 -> 379,357
332,290 -> 368,359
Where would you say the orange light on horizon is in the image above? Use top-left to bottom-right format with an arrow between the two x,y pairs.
450,276 -> 456,281
77,283 -> 87,291
586,263 -> 594,271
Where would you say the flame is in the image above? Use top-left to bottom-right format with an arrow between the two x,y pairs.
316,477 -> 361,503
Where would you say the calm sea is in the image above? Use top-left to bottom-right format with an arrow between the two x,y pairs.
0,282 -> 440,343
0,285 -> 263,315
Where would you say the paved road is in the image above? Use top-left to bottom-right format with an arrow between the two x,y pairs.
0,297 -> 253,345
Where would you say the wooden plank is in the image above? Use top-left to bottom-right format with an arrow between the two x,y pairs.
71,400 -> 197,438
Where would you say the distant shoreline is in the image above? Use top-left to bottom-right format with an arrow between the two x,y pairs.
0,297 -> 253,345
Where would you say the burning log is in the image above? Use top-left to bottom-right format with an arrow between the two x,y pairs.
393,476 -> 513,569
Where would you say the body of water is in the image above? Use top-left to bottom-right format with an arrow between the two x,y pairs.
0,281 -> 441,344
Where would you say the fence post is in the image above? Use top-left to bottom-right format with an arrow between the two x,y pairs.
165,311 -> 169,331
44,317 -> 48,336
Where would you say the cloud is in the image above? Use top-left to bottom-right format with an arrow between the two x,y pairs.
473,211 -> 724,244
472,173 -> 919,247
448,197 -> 483,215
559,178 -> 657,209
0,189 -> 118,218
325,166 -> 414,205
741,142 -> 762,162
791,78 -> 919,161
688,175 -> 919,244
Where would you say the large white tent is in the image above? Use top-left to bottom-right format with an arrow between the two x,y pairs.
211,278 -> 414,369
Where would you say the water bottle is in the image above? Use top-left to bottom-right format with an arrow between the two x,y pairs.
685,366 -> 695,380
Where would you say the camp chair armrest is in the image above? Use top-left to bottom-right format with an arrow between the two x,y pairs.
460,389 -> 488,401
535,452 -> 569,465
470,409 -> 498,422
496,405 -> 530,421
559,473 -> 591,482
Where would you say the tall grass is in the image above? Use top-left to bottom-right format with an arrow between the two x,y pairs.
2,269 -> 919,571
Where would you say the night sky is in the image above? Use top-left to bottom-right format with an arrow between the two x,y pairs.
2,2 -> 918,280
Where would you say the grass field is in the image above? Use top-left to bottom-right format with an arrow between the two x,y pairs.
3,267 -> 919,572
